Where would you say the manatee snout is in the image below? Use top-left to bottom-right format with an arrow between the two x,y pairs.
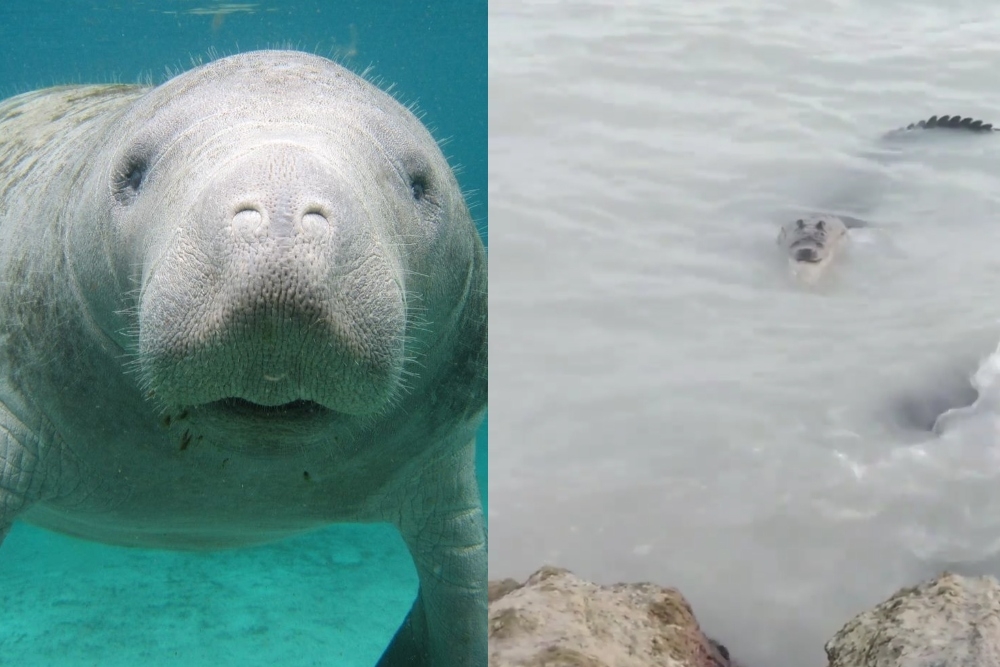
138,142 -> 407,417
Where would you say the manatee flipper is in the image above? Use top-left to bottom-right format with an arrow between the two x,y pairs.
377,589 -> 430,666
378,442 -> 487,667
0,403 -> 44,548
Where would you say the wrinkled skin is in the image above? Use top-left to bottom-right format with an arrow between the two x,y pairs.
0,50 -> 486,666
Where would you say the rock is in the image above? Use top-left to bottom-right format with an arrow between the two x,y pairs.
825,571 -> 1000,667
490,577 -> 524,603
488,565 -> 732,667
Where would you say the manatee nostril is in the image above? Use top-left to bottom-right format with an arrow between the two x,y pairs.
300,208 -> 329,232
232,207 -> 264,234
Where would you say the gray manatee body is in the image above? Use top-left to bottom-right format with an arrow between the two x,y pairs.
0,50 -> 486,666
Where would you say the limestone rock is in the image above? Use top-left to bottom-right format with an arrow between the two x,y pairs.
825,571 -> 1000,667
488,565 -> 731,667
490,577 -> 524,603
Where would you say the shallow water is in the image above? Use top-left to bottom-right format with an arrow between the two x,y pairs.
0,2 -> 486,665
490,2 -> 1000,665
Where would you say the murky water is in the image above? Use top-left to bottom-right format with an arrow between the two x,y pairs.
489,2 -> 1000,665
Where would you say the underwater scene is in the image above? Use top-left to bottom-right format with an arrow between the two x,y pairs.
0,1 -> 486,665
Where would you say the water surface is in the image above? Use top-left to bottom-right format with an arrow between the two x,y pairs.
490,2 -> 1000,665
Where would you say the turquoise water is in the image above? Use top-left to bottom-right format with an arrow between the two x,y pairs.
0,2 -> 486,665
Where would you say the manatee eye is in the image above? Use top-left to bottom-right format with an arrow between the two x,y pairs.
127,164 -> 144,191
114,155 -> 149,205
410,173 -> 429,202
796,219 -> 805,229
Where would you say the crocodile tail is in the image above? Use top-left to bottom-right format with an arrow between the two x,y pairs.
900,115 -> 996,132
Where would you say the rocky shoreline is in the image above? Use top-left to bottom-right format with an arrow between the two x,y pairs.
488,566 -> 1000,667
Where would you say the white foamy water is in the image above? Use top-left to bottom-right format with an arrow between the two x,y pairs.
490,2 -> 1000,665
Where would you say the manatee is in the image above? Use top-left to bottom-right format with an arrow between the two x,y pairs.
0,50 -> 486,666
779,115 -> 996,284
